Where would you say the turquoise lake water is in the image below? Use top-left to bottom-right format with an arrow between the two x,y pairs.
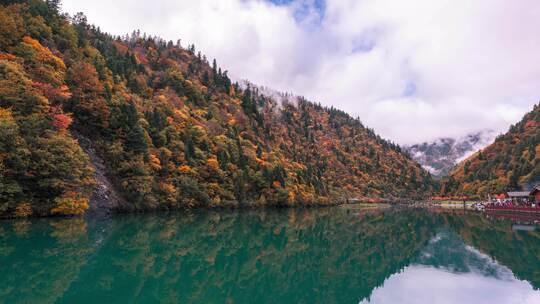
1,207 -> 539,303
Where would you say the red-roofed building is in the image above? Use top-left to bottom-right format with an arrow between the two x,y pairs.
493,193 -> 508,200
531,185 -> 540,203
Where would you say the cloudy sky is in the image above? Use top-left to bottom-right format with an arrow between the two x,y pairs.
62,0 -> 540,145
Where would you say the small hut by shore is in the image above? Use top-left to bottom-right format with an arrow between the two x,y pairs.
507,191 -> 531,204
488,185 -> 540,205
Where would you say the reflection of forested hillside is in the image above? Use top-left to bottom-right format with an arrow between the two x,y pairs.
2,209 -> 538,303
441,212 -> 540,289
0,208 -> 436,304
0,218 -> 107,303
415,230 -> 515,280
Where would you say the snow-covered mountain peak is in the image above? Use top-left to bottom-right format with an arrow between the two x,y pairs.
405,130 -> 497,178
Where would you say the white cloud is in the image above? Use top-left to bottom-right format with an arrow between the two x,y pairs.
361,265 -> 540,304
61,0 -> 540,144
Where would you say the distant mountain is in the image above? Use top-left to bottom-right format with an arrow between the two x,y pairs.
442,103 -> 540,196
405,131 -> 496,178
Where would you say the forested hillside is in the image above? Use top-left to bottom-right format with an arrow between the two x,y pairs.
442,103 -> 540,197
0,0 -> 434,217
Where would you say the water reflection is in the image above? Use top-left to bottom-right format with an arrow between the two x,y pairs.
0,208 -> 539,304
362,229 -> 540,304
363,265 -> 539,304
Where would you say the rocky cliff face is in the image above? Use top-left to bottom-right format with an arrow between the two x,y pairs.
73,132 -> 125,216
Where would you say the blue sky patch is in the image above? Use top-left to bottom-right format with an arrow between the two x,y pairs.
266,0 -> 326,25
403,82 -> 417,97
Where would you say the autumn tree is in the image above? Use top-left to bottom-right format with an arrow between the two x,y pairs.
66,60 -> 110,134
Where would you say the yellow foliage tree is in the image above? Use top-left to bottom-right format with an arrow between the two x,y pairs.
14,202 -> 32,218
179,165 -> 192,173
158,182 -> 178,206
51,192 -> 89,216
206,157 -> 220,172
149,154 -> 162,171
16,36 -> 66,86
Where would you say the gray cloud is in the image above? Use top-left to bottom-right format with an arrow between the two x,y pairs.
62,0 -> 540,144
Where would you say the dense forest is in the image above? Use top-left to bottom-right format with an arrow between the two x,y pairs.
0,0 -> 434,217
442,103 -> 540,197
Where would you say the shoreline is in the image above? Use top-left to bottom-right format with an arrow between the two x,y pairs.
0,197 -> 430,221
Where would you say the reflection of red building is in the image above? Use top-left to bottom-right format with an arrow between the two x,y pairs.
486,212 -> 540,224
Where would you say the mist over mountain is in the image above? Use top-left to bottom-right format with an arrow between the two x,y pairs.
405,131 -> 496,178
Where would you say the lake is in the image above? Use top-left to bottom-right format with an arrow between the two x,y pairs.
1,207 -> 539,304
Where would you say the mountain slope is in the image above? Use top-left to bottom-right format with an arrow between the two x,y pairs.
405,131 -> 496,178
0,0 -> 434,217
442,103 -> 540,196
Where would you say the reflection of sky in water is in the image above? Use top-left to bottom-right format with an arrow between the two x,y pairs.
360,232 -> 540,304
360,266 -> 540,304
